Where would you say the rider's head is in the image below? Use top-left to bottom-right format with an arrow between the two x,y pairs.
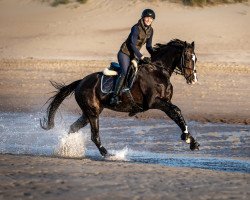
141,9 -> 155,26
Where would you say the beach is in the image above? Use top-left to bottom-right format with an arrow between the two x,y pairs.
0,0 -> 250,199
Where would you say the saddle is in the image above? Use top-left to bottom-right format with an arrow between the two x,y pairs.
101,59 -> 139,94
101,59 -> 143,115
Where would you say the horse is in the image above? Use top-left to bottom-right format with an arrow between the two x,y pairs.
40,39 -> 200,157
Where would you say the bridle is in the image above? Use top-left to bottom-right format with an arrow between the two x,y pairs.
174,49 -> 197,80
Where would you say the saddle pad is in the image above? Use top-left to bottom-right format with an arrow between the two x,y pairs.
101,75 -> 116,94
100,70 -> 137,94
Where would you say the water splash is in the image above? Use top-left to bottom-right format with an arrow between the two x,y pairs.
108,146 -> 129,161
54,131 -> 86,158
0,112 -> 88,158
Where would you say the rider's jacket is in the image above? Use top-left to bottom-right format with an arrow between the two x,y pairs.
120,19 -> 154,59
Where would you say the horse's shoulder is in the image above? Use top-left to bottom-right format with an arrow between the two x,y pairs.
139,63 -> 158,73
138,67 -> 170,89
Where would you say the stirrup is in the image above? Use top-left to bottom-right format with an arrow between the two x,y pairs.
110,96 -> 121,106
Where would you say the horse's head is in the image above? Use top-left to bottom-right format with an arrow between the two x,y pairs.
179,41 -> 198,85
152,39 -> 198,85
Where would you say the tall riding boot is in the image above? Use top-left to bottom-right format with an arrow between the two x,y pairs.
110,75 -> 125,106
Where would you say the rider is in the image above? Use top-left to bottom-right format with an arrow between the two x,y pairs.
110,9 -> 156,106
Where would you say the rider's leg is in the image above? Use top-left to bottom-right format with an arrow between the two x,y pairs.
118,51 -> 130,76
110,51 -> 130,105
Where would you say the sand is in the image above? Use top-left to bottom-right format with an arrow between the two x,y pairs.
0,0 -> 250,199
1,154 -> 249,200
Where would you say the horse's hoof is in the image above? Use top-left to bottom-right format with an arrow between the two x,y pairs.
99,146 -> 108,157
104,152 -> 115,158
190,141 -> 200,151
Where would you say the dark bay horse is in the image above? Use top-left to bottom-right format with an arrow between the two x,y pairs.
40,39 -> 200,157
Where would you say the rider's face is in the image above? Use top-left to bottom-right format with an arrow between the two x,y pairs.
143,17 -> 154,26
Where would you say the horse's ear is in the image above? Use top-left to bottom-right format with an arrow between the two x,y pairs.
191,41 -> 195,49
184,41 -> 187,47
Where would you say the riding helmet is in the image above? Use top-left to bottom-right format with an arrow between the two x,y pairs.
141,9 -> 155,19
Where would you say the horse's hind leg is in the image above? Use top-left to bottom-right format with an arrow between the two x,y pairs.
68,115 -> 88,134
88,115 -> 108,157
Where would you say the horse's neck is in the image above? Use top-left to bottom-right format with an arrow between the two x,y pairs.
153,50 -> 180,76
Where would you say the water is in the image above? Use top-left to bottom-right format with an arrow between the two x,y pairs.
0,112 -> 249,173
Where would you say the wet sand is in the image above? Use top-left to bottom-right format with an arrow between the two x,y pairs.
0,154 -> 249,200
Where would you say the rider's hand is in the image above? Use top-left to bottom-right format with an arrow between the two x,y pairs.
141,56 -> 151,64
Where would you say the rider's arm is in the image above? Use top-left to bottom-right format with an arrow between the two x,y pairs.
129,26 -> 143,59
146,29 -> 154,55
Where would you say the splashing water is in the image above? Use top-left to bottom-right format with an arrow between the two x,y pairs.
108,147 -> 130,161
55,131 -> 86,158
0,112 -> 88,158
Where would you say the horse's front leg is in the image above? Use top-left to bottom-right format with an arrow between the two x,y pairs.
153,99 -> 200,150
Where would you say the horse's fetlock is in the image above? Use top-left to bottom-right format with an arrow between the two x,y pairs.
181,132 -> 190,141
186,137 -> 191,144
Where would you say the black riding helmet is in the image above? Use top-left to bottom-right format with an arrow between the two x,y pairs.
141,9 -> 155,19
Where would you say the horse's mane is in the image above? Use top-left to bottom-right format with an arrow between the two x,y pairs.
151,39 -> 186,63
154,39 -> 185,52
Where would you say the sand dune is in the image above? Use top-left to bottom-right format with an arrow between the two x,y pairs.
0,0 -> 250,63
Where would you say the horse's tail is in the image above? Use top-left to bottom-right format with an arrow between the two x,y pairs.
40,79 -> 81,130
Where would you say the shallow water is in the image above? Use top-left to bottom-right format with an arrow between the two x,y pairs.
0,112 -> 249,173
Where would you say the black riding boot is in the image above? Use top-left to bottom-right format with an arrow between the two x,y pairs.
110,75 -> 125,106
